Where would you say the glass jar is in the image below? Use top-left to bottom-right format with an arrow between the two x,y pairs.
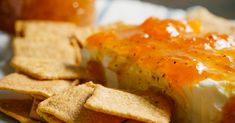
0,0 -> 95,33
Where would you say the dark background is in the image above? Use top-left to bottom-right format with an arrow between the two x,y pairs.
142,0 -> 235,19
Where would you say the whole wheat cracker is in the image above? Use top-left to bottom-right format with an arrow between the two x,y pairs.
85,85 -> 171,123
15,20 -> 77,38
12,37 -> 77,64
0,73 -> 71,99
29,99 -> 44,121
11,57 -> 89,80
37,82 -> 126,123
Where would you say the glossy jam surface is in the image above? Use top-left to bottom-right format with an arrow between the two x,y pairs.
0,0 -> 94,32
87,17 -> 235,88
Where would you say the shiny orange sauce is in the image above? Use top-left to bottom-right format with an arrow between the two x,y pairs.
87,17 -> 235,89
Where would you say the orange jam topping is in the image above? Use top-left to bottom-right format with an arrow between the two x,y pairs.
87,17 -> 235,88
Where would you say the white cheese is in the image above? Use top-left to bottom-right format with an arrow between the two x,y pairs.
82,48 -> 235,123
183,79 -> 232,123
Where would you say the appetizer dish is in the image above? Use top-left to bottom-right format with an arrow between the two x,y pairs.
83,7 -> 235,123
0,5 -> 234,123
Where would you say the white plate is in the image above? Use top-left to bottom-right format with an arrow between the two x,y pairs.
0,0 -> 185,122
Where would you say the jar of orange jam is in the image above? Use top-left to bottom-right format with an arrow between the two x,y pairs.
0,0 -> 95,33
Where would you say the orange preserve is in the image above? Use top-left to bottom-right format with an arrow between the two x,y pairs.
0,0 -> 95,33
87,17 -> 235,89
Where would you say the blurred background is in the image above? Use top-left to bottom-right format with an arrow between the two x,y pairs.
143,0 -> 235,19
0,0 -> 234,33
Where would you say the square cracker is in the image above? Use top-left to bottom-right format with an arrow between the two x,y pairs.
15,20 -> 77,38
37,82 -> 126,123
12,37 -> 77,63
12,21 -> 84,80
30,99 -> 44,121
11,57 -> 89,80
0,73 -> 71,99
0,99 -> 39,123
84,85 -> 171,123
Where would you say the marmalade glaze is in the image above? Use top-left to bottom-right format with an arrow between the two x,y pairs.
87,17 -> 235,89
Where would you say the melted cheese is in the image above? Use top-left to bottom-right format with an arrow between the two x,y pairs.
87,17 -> 235,90
85,17 -> 235,123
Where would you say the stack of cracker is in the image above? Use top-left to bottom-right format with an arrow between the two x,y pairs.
0,21 -> 172,123
12,21 -> 87,80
